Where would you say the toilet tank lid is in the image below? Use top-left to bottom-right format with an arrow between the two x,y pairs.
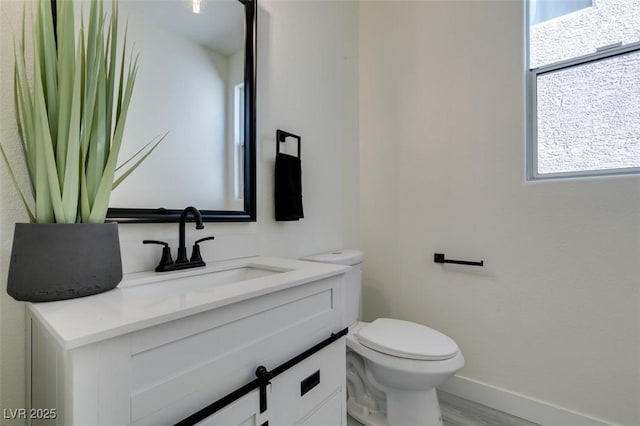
301,250 -> 364,266
357,318 -> 459,361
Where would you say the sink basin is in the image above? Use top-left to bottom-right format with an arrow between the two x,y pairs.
126,265 -> 286,298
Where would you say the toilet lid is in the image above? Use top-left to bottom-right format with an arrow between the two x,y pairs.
356,318 -> 458,361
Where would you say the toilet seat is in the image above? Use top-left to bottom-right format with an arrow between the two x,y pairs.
356,318 -> 458,361
347,321 -> 465,391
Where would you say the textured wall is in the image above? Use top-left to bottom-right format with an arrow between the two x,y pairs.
530,0 -> 640,174
1,0 -> 34,418
536,52 -> 640,173
530,0 -> 640,68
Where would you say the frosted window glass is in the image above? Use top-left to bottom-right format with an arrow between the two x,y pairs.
530,0 -> 640,68
536,51 -> 640,175
529,0 -> 592,26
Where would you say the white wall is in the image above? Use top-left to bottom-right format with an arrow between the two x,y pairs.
110,3 -> 229,210
0,0 -> 359,419
359,1 -> 639,425
251,0 -> 360,260
0,0 -> 34,417
119,0 -> 360,272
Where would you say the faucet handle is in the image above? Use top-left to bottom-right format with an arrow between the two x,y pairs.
194,236 -> 216,245
143,240 -> 169,247
191,236 -> 216,263
143,240 -> 174,272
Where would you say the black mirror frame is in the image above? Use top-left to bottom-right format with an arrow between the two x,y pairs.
106,0 -> 257,223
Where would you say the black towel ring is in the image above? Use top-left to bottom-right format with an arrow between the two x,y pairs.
276,129 -> 301,159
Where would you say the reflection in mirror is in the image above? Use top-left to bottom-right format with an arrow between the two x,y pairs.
106,0 -> 256,222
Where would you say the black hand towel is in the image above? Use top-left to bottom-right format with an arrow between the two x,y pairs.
275,152 -> 304,221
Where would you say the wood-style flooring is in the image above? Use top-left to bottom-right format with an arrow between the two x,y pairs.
439,391 -> 540,426
346,390 -> 540,426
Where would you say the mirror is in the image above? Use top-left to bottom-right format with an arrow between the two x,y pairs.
106,0 -> 256,222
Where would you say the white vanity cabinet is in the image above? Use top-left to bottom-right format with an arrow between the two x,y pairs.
194,391 -> 261,426
268,340 -> 345,426
27,257 -> 349,426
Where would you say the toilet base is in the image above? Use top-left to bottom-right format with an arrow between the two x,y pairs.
386,388 -> 443,426
347,388 -> 442,426
347,399 -> 388,426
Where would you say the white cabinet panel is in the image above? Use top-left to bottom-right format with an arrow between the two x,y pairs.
194,391 -> 261,426
269,339 -> 346,426
297,390 -> 344,426
130,279 -> 340,423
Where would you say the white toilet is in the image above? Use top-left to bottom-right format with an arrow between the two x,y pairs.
302,250 -> 464,426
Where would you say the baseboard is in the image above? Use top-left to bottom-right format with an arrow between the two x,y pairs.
439,375 -> 621,426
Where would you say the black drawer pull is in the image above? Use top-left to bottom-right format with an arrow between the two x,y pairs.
301,370 -> 320,396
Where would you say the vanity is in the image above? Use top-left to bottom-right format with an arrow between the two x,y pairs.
27,258 -> 350,425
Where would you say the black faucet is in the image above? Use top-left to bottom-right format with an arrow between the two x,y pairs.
177,206 -> 205,264
143,206 -> 215,272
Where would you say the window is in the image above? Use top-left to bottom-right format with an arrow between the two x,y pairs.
527,0 -> 640,179
529,0 -> 592,26
234,83 -> 245,200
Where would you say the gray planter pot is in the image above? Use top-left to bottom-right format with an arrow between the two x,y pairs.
7,223 -> 123,302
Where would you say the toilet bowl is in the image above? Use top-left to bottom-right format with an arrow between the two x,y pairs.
346,321 -> 464,426
302,250 -> 464,426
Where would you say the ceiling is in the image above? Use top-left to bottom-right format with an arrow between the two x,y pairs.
121,0 -> 245,56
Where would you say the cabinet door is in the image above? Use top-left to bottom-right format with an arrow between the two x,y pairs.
195,390 -> 262,426
297,389 -> 344,426
269,339 -> 346,425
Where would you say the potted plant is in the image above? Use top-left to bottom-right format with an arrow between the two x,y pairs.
1,0 -> 164,302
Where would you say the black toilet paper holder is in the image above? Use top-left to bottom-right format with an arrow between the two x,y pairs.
434,253 -> 484,267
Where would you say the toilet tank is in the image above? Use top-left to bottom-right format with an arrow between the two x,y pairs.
301,250 -> 363,327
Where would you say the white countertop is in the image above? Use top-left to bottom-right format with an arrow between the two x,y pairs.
27,257 -> 350,350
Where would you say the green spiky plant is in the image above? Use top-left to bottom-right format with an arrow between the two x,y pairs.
0,0 -> 164,224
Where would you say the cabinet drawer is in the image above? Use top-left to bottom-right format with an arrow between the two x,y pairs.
297,389 -> 344,426
129,278 -> 342,423
268,337 -> 346,425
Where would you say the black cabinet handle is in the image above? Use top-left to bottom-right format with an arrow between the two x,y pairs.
300,370 -> 320,396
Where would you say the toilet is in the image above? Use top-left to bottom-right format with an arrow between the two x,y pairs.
302,250 -> 464,426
